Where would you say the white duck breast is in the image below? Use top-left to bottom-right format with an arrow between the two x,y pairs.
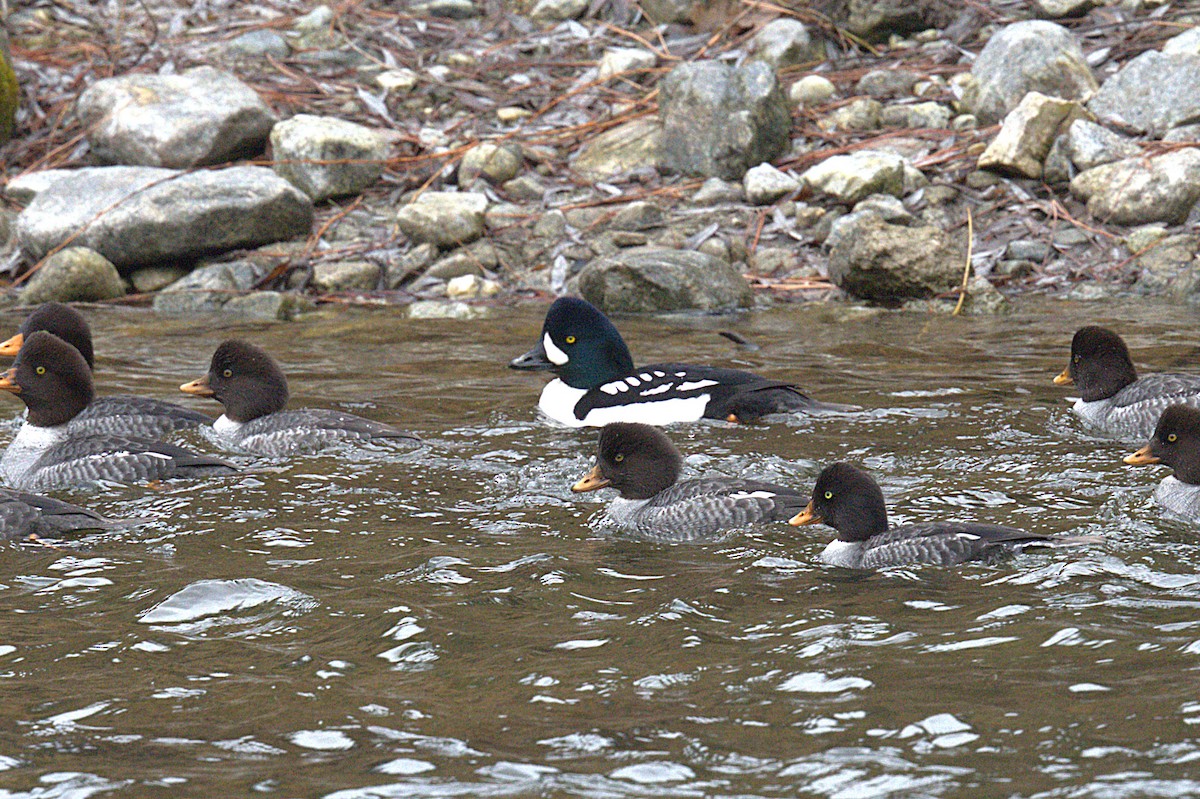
538,376 -> 712,428
1154,476 -> 1200,520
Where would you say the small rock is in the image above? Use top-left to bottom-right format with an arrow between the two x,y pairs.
692,177 -> 744,205
1070,149 -> 1200,226
1134,233 -> 1198,295
376,68 -> 419,92
963,20 -> 1097,124
1087,50 -> 1200,136
993,259 -> 1037,279
446,274 -> 501,298
21,247 -> 125,304
271,114 -> 388,202
496,107 -> 533,123
1053,226 -> 1091,248
128,265 -> 189,294
223,30 -> 291,59
881,101 -> 952,129
501,175 -> 546,202
960,276 -> 1010,314
743,163 -> 800,205
952,114 -> 978,131
923,185 -> 959,205
608,231 -> 648,248
1165,124 -> 1200,143
827,214 -> 963,302
571,117 -> 662,182
697,237 -> 731,263
1006,240 -> 1052,261
152,290 -> 229,315
1125,225 -> 1168,254
1065,119 -> 1140,172
747,18 -> 817,70
820,98 -> 882,132
396,192 -> 488,248
751,246 -> 799,275
638,0 -> 695,23
1066,282 -> 1116,302
801,150 -> 908,204
160,259 -> 267,294
310,260 -> 380,292
598,48 -> 657,81
852,194 -> 913,224
76,66 -> 276,168
426,240 -> 498,280
386,242 -> 439,289
790,75 -> 835,107
659,60 -> 790,180
293,5 -> 333,32
410,0 -> 479,17
528,0 -> 587,23
222,291 -> 310,320
577,246 -> 753,313
458,142 -> 523,185
1163,27 -> 1200,57
610,201 -> 664,231
532,210 -> 568,239
843,1 -> 928,42
856,68 -> 921,98
1032,0 -> 1096,17
978,92 -> 1090,179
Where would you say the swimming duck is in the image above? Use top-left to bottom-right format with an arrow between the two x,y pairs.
0,488 -> 131,541
1124,404 -> 1200,519
570,421 -> 807,540
1054,326 -> 1200,441
0,332 -> 237,492
790,462 -> 1097,569
0,302 -> 211,438
180,339 -> 419,456
510,297 -> 853,427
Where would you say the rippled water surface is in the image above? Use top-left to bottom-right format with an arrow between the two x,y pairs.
2,297 -> 1200,798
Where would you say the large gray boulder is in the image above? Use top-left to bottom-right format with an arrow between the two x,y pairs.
16,166 -> 314,272
577,247 -> 753,313
271,114 -> 388,201
21,247 -> 125,304
659,61 -> 790,181
963,21 -> 1097,125
1087,51 -> 1200,136
76,66 -> 276,168
827,214 -> 963,302
1070,150 -> 1200,226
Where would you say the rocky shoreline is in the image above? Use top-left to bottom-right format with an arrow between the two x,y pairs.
2,1 -> 1199,320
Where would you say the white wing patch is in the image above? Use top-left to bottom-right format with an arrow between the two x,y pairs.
640,384 -> 673,396
955,533 -> 981,541
677,379 -> 720,392
625,376 -> 640,387
543,333 -> 569,366
729,490 -> 775,501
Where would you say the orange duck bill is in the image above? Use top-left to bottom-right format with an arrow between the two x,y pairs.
179,376 -> 215,397
0,333 -> 24,357
1124,445 -> 1160,466
571,464 -> 610,493
1053,367 -> 1073,386
788,501 -> 821,527
0,367 -> 19,394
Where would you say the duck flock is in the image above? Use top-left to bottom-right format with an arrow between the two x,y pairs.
2,298 -> 1198,569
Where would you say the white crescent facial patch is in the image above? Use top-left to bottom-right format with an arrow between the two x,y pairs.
543,333 -> 569,366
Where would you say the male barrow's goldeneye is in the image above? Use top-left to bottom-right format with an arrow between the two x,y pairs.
570,421 -> 807,540
0,488 -> 133,541
510,297 -> 853,427
1053,326 -> 1200,441
0,302 -> 211,438
180,339 -> 419,456
0,332 -> 237,492
790,462 -> 1098,569
1124,404 -> 1200,520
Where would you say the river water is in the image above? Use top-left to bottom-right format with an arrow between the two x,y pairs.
0,296 -> 1198,798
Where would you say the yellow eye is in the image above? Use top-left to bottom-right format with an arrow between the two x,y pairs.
614,453 -> 624,462
1169,433 -> 1178,442
1072,355 -> 1080,363
824,490 -> 833,500
35,366 -> 45,375
565,336 -> 576,344
222,369 -> 232,378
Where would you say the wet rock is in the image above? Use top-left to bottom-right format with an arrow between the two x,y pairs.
820,98 -> 882,132
458,142 -> 523,185
20,247 -> 125,304
446,274 -> 501,299
791,78 -> 834,112
426,240 -> 498,280
747,19 -> 817,70
1087,51 -> 1200,137
3,169 -> 72,204
1032,0 -> 1095,17
571,117 -> 662,182
577,247 -> 753,313
1163,27 -> 1200,57
827,213 -> 962,302
386,243 -> 438,289
610,201 -> 664,231
396,192 -> 488,248
1065,119 -> 1140,172
1134,233 -> 1198,295
978,92 -> 1089,179
129,265 -> 189,294
692,177 -> 744,205
842,0 -> 927,41
963,21 -> 1096,125
881,101 -> 952,129
659,60 -> 790,180
76,66 -> 276,168
598,48 -> 657,81
271,114 -> 388,202
743,163 -> 800,205
310,260 -> 380,292
856,69 -> 920,98
1067,282 -> 1118,302
152,290 -> 229,315
222,30 -> 290,59
993,259 -> 1037,280
408,300 -> 489,320
410,0 -> 478,17
17,166 -> 314,271
222,291 -> 310,320
528,0 -> 587,23
801,150 -> 907,204
961,276 -> 1010,314
1070,149 -> 1200,226
161,259 -> 268,293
